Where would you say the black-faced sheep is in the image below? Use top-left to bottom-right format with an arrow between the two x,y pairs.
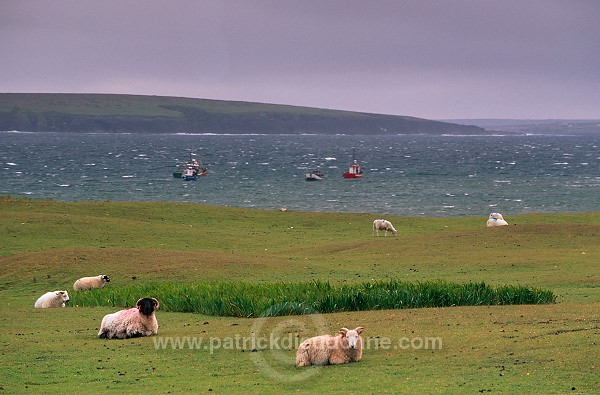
73,275 -> 110,291
372,219 -> 397,237
98,298 -> 159,339
487,212 -> 509,227
296,327 -> 365,366
34,290 -> 70,308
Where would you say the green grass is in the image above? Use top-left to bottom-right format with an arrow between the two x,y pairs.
1,199 -> 599,393
71,280 -> 556,317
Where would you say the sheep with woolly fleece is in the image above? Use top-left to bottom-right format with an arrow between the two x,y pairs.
487,212 -> 509,227
34,290 -> 70,308
296,327 -> 364,366
372,219 -> 397,237
98,298 -> 159,339
73,274 -> 110,291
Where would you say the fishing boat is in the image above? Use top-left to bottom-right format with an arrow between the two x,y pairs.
173,153 -> 208,181
305,167 -> 324,181
342,148 -> 363,179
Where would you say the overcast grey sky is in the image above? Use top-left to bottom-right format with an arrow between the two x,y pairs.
2,0 -> 599,119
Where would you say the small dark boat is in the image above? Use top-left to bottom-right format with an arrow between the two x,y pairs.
305,167 -> 324,181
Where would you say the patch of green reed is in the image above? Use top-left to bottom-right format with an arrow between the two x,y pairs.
70,280 -> 556,317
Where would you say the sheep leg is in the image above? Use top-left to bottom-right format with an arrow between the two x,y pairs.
296,345 -> 312,366
328,355 -> 347,365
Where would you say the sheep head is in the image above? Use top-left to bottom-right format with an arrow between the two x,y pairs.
101,275 -> 110,283
136,297 -> 160,316
339,327 -> 365,349
56,291 -> 70,304
489,212 -> 504,220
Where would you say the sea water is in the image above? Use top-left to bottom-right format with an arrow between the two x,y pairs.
1,131 -> 598,217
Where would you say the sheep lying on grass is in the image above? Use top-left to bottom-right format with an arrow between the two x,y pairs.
73,274 -> 110,290
487,212 -> 509,227
372,219 -> 397,237
296,327 -> 365,366
98,298 -> 160,339
34,290 -> 70,308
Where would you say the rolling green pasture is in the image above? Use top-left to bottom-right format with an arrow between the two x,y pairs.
1,199 -> 599,393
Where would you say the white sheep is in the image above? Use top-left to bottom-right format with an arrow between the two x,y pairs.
296,326 -> 365,366
487,212 -> 509,227
73,274 -> 110,291
98,298 -> 160,339
372,219 -> 397,237
34,290 -> 70,308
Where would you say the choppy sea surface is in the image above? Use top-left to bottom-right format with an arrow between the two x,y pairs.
1,131 -> 598,217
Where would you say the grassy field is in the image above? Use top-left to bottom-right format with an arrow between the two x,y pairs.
1,198 -> 599,393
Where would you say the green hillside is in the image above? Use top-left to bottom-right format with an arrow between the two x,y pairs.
0,93 -> 487,134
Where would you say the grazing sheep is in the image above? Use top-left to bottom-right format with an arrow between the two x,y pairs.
296,327 -> 365,367
98,298 -> 159,339
487,212 -> 509,227
34,290 -> 70,308
73,274 -> 110,291
372,219 -> 397,237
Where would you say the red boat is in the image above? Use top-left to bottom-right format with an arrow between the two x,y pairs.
343,149 -> 363,179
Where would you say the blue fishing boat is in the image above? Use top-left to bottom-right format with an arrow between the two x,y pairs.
173,153 -> 208,181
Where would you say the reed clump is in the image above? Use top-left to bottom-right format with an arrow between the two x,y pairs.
70,280 -> 556,318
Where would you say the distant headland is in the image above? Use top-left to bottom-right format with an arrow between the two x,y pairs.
0,93 -> 489,135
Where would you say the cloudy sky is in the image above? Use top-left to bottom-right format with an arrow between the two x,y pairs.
2,0 -> 599,119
